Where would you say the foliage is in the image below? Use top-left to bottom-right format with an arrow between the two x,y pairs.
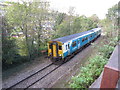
70,55 -> 107,88
2,38 -> 17,65
54,15 -> 99,38
100,3 -> 119,38
98,45 -> 114,58
53,13 -> 66,31
2,1 -> 51,69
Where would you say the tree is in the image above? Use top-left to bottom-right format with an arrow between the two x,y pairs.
30,1 -> 50,56
2,16 -> 18,66
106,4 -> 119,37
53,12 -> 66,31
5,0 -> 50,59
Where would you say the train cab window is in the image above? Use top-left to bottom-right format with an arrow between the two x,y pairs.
49,44 -> 52,49
72,41 -> 76,47
59,46 -> 62,50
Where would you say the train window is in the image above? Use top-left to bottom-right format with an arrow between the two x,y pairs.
90,35 -> 92,37
59,46 -> 62,50
49,44 -> 52,49
66,45 -> 67,50
85,37 -> 88,40
82,38 -> 85,42
72,41 -> 76,47
68,44 -> 70,49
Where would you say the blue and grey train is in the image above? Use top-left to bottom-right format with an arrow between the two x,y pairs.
48,28 -> 101,63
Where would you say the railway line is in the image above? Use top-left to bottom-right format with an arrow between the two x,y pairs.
7,57 -> 74,89
7,63 -> 55,89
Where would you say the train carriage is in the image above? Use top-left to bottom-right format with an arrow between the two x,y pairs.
48,28 -> 101,63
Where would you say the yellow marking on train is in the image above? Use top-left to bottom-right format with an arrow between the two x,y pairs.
53,44 -> 57,57
47,43 -> 50,56
58,50 -> 62,54
48,41 -> 63,57
48,43 -> 52,56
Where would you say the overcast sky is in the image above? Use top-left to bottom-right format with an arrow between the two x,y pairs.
48,0 -> 119,19
1,0 -> 119,19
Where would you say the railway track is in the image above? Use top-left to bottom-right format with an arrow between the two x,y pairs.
6,63 -> 57,89
25,64 -> 62,89
6,59 -> 71,89
4,55 -> 73,89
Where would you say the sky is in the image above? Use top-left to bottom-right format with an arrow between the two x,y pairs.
1,0 -> 119,19
48,0 -> 119,19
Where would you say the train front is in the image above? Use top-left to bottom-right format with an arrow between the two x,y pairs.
48,41 -> 63,63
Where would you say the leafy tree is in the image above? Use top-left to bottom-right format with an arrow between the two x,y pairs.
5,0 -> 50,58
5,1 -> 32,59
68,7 -> 75,34
106,3 -> 119,38
53,13 -> 66,31
2,16 -> 18,66
2,0 -> 51,69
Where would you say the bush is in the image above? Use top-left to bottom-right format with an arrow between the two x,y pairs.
70,55 -> 107,88
98,45 -> 114,58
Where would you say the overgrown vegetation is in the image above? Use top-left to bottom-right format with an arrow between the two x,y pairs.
70,55 -> 107,88
69,3 -> 119,88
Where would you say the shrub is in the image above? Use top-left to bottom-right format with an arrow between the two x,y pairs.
70,55 -> 107,88
98,45 -> 114,58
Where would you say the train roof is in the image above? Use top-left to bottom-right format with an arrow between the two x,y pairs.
52,28 -> 101,43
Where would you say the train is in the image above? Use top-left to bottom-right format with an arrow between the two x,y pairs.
48,28 -> 101,64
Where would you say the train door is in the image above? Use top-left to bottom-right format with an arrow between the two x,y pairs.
78,39 -> 80,49
68,43 -> 70,55
52,42 -> 58,57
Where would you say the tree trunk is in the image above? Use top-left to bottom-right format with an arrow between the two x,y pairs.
37,21 -> 42,56
25,24 -> 30,60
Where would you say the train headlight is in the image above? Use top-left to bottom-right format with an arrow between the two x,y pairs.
59,54 -> 62,56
